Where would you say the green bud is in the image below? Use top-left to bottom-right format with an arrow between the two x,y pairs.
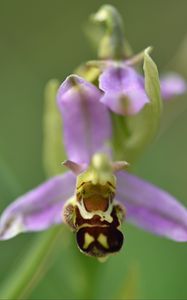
89,5 -> 132,59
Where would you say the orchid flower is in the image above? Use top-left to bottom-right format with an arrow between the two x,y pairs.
81,53 -> 187,118
73,4 -> 186,164
1,75 -> 187,260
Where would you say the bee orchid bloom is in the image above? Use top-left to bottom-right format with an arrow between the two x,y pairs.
1,75 -> 187,259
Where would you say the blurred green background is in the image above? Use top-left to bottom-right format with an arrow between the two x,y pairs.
0,0 -> 187,299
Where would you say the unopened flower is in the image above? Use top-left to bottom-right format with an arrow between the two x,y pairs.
1,75 -> 187,260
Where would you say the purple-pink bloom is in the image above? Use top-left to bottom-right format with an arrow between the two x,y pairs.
160,73 -> 187,100
94,60 -> 186,116
99,66 -> 149,115
0,75 -> 187,243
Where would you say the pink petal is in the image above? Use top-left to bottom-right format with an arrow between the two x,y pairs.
0,172 -> 76,240
57,75 -> 111,164
116,171 -> 187,241
99,66 -> 149,115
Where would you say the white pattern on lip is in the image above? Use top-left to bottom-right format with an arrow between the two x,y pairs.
76,198 -> 113,223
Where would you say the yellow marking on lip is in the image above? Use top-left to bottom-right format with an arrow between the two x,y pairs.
83,232 -> 94,249
97,233 -> 109,249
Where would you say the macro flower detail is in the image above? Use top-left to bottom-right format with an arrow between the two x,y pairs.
62,154 -> 126,258
1,67 -> 187,258
1,3 -> 187,263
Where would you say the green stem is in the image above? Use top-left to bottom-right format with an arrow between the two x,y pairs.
111,113 -> 131,161
0,227 -> 63,300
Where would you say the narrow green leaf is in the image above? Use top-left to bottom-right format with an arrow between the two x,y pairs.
43,79 -> 65,177
143,47 -> 163,117
128,48 -> 162,161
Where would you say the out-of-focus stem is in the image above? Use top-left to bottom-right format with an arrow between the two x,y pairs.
0,227 -> 63,300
